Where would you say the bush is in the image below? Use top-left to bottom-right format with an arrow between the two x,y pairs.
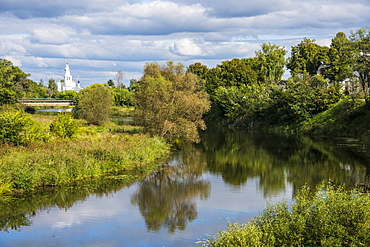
0,111 -> 34,145
204,182 -> 370,247
50,112 -> 79,139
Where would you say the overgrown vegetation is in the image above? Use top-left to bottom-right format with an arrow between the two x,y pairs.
302,99 -> 370,143
203,182 -> 370,247
50,112 -> 78,139
0,117 -> 170,196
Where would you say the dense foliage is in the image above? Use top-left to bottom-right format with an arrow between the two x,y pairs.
0,110 -> 47,145
50,112 -> 79,139
132,61 -> 210,143
204,183 -> 370,247
0,59 -> 46,105
185,28 -> 370,130
73,84 -> 114,125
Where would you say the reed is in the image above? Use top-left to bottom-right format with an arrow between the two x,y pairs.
0,133 -> 170,196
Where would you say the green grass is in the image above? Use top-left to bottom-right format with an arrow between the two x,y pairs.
0,111 -> 170,197
0,133 -> 170,195
301,99 -> 370,143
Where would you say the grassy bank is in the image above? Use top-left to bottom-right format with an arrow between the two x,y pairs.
301,99 -> 370,144
0,113 -> 170,197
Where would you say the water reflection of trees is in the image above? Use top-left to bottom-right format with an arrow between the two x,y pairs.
0,176 -> 137,232
131,145 -> 210,233
199,128 -> 370,197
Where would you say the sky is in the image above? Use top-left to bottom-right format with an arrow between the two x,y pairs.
1,0 -> 369,88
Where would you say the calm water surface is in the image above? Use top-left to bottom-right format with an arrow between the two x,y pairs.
1,127 -> 369,246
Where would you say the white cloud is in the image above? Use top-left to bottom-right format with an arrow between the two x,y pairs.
28,29 -> 72,45
0,0 -> 369,86
170,39 -> 203,56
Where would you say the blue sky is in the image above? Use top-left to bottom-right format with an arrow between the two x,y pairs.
1,0 -> 369,87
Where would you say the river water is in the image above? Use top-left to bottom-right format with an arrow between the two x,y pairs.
1,126 -> 369,246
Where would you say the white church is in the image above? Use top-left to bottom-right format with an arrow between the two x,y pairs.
57,62 -> 83,92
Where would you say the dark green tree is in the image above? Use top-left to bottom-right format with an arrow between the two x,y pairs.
107,79 -> 115,87
349,28 -> 370,105
187,62 -> 209,80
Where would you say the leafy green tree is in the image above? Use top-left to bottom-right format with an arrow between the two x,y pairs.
54,90 -> 79,104
267,73 -> 340,124
187,62 -> 209,80
0,59 -> 30,105
287,38 -> 330,76
132,61 -> 210,143
349,28 -> 370,105
47,79 -> 58,97
112,87 -> 131,106
127,79 -> 138,92
50,112 -> 79,139
326,32 -> 354,83
73,84 -> 114,125
254,43 -> 287,84
217,58 -> 258,87
213,83 -> 270,124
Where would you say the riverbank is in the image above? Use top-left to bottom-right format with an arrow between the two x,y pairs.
234,99 -> 370,145
0,112 -> 170,197
203,183 -> 370,246
301,99 -> 370,144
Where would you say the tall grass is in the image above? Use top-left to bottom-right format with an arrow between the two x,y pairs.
0,133 -> 170,195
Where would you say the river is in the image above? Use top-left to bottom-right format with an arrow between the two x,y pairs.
1,126 -> 369,246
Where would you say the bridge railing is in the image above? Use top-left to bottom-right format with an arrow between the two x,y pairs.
18,98 -> 74,106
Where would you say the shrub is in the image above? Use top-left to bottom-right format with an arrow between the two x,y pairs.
50,112 -> 78,139
0,111 -> 34,145
204,182 -> 370,247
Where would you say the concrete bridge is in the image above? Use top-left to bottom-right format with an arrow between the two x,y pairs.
19,99 -> 74,106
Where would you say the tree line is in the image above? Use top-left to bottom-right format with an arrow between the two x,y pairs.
1,28 -> 369,142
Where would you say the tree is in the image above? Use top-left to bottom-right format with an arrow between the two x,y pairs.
132,61 -> 210,143
128,79 -> 138,92
326,32 -> 354,83
115,70 -> 125,88
187,62 -> 209,80
0,59 -> 30,105
254,43 -> 287,84
112,87 -> 131,106
73,84 -> 114,125
47,79 -> 58,97
349,28 -> 370,105
287,38 -> 329,76
107,79 -> 115,88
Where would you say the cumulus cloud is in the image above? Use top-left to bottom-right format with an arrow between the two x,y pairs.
170,39 -> 203,56
0,0 -> 369,86
28,29 -> 72,45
